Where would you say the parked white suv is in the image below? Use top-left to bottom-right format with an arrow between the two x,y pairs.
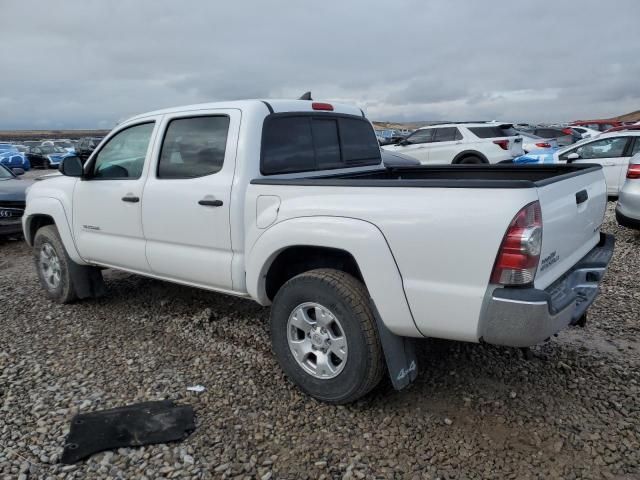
383,123 -> 523,164
555,131 -> 640,196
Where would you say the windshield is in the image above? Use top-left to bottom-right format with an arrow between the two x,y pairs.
0,165 -> 14,179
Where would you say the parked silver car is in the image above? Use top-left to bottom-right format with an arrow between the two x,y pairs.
616,153 -> 640,230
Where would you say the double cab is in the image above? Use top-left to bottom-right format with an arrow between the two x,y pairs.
23,99 -> 614,403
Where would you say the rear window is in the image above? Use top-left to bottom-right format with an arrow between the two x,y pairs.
261,115 -> 381,175
468,126 -> 514,139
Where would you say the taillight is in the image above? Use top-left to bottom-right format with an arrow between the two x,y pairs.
535,142 -> 551,148
493,139 -> 509,150
312,102 -> 333,111
490,201 -> 543,286
562,128 -> 573,135
627,164 -> 640,179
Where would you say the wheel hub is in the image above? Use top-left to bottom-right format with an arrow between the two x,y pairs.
39,242 -> 61,290
286,302 -> 348,379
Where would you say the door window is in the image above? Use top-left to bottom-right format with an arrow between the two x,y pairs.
92,123 -> 155,179
630,138 -> 640,157
158,116 -> 230,179
432,127 -> 459,142
405,129 -> 434,144
561,137 -> 629,160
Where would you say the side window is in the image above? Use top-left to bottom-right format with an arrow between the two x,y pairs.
261,115 -> 381,175
338,117 -> 381,164
92,123 -> 154,179
158,116 -> 230,179
405,129 -> 433,144
454,128 -> 463,140
262,117 -> 315,174
432,127 -> 458,142
563,137 -> 630,160
630,138 -> 640,157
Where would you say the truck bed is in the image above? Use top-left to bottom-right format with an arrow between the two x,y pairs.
251,164 -> 602,189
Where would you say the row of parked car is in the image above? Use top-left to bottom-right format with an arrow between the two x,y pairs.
0,137 -> 102,171
376,120 -> 640,229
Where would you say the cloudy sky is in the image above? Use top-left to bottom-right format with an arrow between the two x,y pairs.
1,0 -> 639,129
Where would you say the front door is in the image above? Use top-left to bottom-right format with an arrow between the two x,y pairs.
73,121 -> 158,272
391,128 -> 434,164
141,110 -> 240,290
561,136 -> 632,195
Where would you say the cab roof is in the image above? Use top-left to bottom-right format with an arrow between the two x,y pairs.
126,99 -> 365,123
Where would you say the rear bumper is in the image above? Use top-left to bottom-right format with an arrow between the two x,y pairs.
480,233 -> 615,347
616,206 -> 640,230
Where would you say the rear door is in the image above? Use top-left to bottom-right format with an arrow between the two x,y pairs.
559,136 -> 632,195
426,127 -> 462,163
534,167 -> 607,289
141,110 -> 240,290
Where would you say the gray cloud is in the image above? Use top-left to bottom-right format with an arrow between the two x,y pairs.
0,0 -> 639,128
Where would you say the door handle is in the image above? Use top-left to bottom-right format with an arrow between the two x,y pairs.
198,199 -> 223,207
121,195 -> 140,203
575,189 -> 588,205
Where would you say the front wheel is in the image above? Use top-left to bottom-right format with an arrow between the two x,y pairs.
33,225 -> 79,303
270,269 -> 385,404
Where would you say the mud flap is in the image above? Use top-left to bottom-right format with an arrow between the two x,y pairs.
61,400 -> 195,464
68,261 -> 106,299
370,300 -> 418,390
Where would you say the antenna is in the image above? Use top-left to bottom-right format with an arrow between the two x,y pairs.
298,91 -> 312,101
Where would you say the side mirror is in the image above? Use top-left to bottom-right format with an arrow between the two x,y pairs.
60,156 -> 84,177
397,139 -> 410,146
566,152 -> 580,163
11,167 -> 25,176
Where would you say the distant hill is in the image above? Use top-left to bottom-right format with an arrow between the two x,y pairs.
613,110 -> 640,123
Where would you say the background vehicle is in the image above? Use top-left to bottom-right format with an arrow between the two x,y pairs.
381,150 -> 420,167
570,126 -> 600,140
383,122 -> 523,164
616,153 -> 640,229
0,146 -> 31,171
555,131 -> 640,196
524,127 -> 574,147
0,164 -> 32,236
42,140 -> 76,153
516,131 -> 559,153
26,145 -> 69,168
23,99 -> 613,403
571,120 -> 622,132
75,137 -> 103,163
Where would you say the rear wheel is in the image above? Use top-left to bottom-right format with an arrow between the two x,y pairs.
270,269 -> 385,404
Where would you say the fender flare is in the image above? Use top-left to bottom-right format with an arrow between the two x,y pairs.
246,216 -> 422,338
23,196 -> 87,265
452,150 -> 489,164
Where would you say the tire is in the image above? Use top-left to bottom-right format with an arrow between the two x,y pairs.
456,155 -> 484,164
33,225 -> 79,303
270,268 -> 385,404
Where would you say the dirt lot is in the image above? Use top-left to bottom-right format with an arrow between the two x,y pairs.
1,200 -> 639,479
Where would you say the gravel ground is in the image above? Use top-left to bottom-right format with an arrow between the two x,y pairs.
1,201 -> 639,479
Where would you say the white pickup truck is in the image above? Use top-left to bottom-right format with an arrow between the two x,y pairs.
23,99 -> 614,403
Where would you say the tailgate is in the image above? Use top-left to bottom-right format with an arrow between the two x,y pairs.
534,167 -> 607,289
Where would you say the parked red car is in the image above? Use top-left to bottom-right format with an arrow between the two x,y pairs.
570,120 -> 623,132
604,125 -> 640,134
